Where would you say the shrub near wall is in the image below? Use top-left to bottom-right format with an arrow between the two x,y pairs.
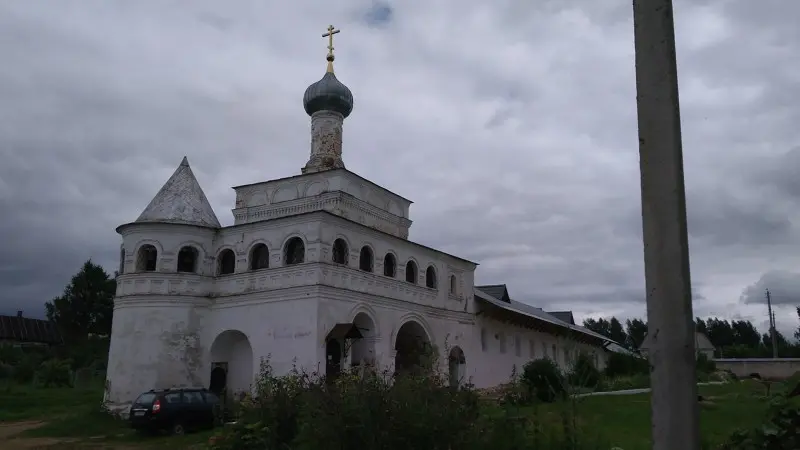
209,359 -> 603,450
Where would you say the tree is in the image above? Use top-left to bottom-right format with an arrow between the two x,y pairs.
795,306 -> 800,342
695,317 -> 707,335
583,318 -> 611,339
608,317 -> 628,346
625,318 -> 648,350
45,260 -> 116,343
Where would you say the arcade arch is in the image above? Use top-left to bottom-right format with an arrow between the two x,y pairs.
209,330 -> 254,397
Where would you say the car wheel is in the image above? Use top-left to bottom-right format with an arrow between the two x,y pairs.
171,422 -> 185,436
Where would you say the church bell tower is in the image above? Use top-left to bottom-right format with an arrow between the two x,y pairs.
301,25 -> 354,174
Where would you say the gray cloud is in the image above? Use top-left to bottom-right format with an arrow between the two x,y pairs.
1,1 -> 799,338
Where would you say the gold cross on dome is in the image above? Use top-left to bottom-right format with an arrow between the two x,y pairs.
322,25 -> 340,73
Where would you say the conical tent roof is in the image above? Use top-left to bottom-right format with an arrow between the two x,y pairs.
135,156 -> 221,228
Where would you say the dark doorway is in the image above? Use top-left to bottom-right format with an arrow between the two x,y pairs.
209,364 -> 227,395
394,321 -> 432,377
326,339 -> 342,381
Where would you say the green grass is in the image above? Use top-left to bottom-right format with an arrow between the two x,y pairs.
507,379 -> 782,450
0,381 -> 212,449
0,379 -> 782,450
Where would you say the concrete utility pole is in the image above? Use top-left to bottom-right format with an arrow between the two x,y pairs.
765,289 -> 778,358
632,1 -> 700,449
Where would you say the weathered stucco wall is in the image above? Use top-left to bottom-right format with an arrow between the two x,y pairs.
471,317 -> 608,388
208,295 -> 319,383
104,296 -> 208,415
714,358 -> 800,380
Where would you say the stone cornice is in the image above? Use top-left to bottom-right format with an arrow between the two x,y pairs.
232,191 -> 411,239
114,296 -> 212,310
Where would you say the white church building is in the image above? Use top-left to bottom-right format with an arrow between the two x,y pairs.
103,30 -> 615,413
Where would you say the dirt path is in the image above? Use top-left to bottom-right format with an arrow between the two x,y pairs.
0,421 -> 81,449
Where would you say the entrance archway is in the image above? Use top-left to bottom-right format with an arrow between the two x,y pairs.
209,330 -> 254,397
394,320 -> 432,376
448,346 -> 466,388
351,312 -> 376,369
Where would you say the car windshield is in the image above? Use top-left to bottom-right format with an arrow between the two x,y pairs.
134,393 -> 157,405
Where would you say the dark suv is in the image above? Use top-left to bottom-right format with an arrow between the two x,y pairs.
128,388 -> 220,435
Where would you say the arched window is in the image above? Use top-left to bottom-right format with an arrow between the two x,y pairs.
332,239 -> 348,265
359,246 -> 374,272
177,246 -> 199,273
383,254 -> 396,278
405,261 -> 417,284
218,249 -> 236,275
119,247 -> 125,275
449,275 -> 457,295
425,265 -> 437,289
284,237 -> 305,265
136,244 -> 158,272
249,243 -> 269,270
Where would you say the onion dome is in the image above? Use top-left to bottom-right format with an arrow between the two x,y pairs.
302,66 -> 354,118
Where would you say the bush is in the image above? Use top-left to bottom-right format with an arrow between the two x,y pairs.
13,355 -> 38,384
721,392 -> 800,449
35,359 -> 73,387
208,356 -> 598,450
568,352 -> 602,388
603,352 -> 649,378
696,352 -> 716,374
520,358 -> 566,403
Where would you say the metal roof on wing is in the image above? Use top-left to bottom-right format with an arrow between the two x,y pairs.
474,287 -> 619,346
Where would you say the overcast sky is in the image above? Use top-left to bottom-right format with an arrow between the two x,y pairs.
1,1 -> 798,338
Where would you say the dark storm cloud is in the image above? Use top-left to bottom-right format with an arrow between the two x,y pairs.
1,0 -> 799,332
741,271 -> 800,306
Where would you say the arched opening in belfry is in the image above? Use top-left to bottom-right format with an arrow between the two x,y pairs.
177,246 -> 199,273
217,249 -> 236,275
351,312 -> 376,369
405,261 -> 417,284
448,346 -> 466,388
383,253 -> 396,277
359,246 -> 374,272
209,330 -> 254,398
332,239 -> 348,265
249,243 -> 269,270
449,275 -> 457,295
394,320 -> 432,377
425,265 -> 437,289
136,245 -> 158,272
284,237 -> 306,265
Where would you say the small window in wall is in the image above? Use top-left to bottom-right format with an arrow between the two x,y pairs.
119,247 -> 125,275
541,342 -> 548,359
425,266 -> 437,289
449,274 -> 457,295
249,244 -> 269,270
383,253 -> 396,277
564,349 -> 570,366
359,246 -> 374,272
480,328 -> 487,351
217,249 -> 236,275
499,333 -> 506,354
136,244 -> 158,272
405,261 -> 418,284
529,339 -> 536,359
332,239 -> 349,265
593,352 -> 599,367
552,344 -> 557,362
514,335 -> 521,357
